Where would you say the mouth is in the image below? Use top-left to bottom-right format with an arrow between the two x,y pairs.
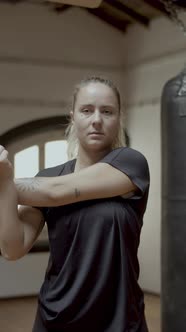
88,132 -> 104,135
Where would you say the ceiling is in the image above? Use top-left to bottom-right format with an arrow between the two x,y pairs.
0,0 -> 174,34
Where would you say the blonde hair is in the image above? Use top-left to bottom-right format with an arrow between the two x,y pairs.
65,76 -> 126,160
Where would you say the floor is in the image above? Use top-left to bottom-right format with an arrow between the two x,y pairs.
0,293 -> 160,332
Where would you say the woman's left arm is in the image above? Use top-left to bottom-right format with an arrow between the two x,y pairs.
15,162 -> 138,207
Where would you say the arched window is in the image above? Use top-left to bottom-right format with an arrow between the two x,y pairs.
0,116 -> 69,252
14,139 -> 68,178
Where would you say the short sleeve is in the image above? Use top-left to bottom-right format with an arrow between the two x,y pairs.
99,147 -> 150,199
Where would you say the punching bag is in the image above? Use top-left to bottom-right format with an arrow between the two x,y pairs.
161,67 -> 186,331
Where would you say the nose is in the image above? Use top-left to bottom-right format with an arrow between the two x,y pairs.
92,110 -> 102,126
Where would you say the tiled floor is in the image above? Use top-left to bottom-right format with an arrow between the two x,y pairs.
0,293 -> 160,332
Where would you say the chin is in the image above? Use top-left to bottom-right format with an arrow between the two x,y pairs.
86,142 -> 112,152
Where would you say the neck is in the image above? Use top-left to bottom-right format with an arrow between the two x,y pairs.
74,145 -> 112,172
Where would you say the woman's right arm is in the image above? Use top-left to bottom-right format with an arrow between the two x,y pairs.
0,145 -> 44,260
0,182 -> 45,261
0,182 -> 44,260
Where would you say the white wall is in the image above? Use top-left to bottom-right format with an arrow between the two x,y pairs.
120,15 -> 186,293
0,2 -> 124,134
127,103 -> 161,293
0,253 -> 49,298
0,2 -> 186,297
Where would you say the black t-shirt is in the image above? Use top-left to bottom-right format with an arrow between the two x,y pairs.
35,147 -> 150,332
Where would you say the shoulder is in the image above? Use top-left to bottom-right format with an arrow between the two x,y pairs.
100,147 -> 150,184
101,147 -> 148,164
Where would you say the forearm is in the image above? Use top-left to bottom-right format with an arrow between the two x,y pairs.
14,163 -> 137,208
0,180 -> 25,259
15,174 -> 79,207
15,177 -> 65,207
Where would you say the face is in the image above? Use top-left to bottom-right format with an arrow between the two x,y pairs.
71,82 -> 120,153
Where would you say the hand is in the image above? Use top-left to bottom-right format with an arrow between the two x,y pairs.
0,145 -> 14,182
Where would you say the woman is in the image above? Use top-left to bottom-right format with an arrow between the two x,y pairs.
0,76 -> 150,332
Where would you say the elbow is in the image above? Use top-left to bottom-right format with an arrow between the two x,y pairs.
1,253 -> 17,261
0,247 -> 25,261
49,190 -> 64,207
47,178 -> 67,207
1,252 -> 24,261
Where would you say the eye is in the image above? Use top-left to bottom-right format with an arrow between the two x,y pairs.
102,109 -> 112,115
81,108 -> 90,113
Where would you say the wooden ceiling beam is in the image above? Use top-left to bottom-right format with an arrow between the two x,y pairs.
53,4 -> 71,13
86,8 -> 128,33
142,0 -> 169,16
105,0 -> 149,26
0,0 -> 23,3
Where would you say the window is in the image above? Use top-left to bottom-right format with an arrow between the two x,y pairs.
14,140 -> 68,177
45,140 -> 68,168
14,145 -> 39,178
1,116 -> 69,252
13,139 -> 68,250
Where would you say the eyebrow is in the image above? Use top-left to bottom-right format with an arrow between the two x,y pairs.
79,104 -> 94,108
79,104 -> 116,109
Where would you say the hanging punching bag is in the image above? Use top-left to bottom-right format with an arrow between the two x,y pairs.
161,67 -> 186,331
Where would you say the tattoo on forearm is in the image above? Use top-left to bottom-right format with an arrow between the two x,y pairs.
74,188 -> 80,199
15,178 -> 44,193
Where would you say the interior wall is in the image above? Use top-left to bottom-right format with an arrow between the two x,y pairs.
0,2 -> 124,134
121,15 -> 186,293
